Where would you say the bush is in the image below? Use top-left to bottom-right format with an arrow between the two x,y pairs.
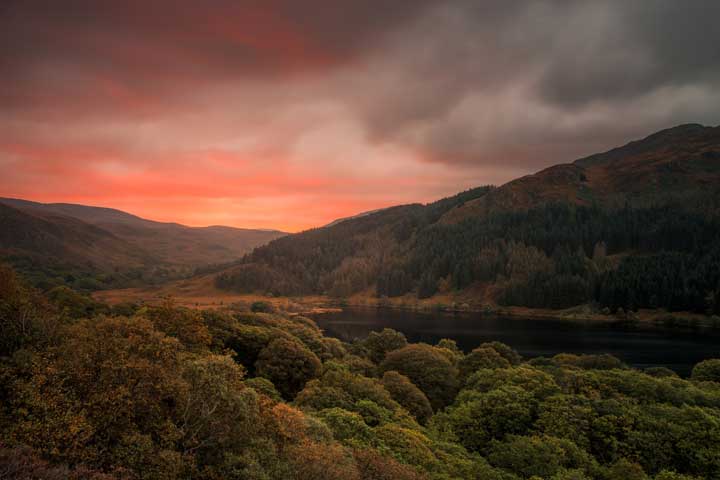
380,344 -> 459,410
437,386 -> 534,452
363,328 -> 408,364
245,376 -> 282,401
381,371 -> 433,424
352,448 -> 426,480
479,341 -> 522,365
251,301 -> 275,313
645,367 -> 679,378
691,359 -> 720,383
487,435 -> 594,479
458,347 -> 511,379
316,408 -> 373,445
256,338 -> 322,399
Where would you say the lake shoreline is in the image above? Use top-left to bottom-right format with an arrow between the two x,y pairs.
316,297 -> 720,330
92,283 -> 719,328
308,305 -> 720,376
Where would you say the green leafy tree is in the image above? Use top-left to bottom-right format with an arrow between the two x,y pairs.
381,371 -> 433,424
316,408 -> 373,445
437,385 -> 534,452
480,341 -> 523,365
363,328 -> 408,364
352,448 -> 426,480
604,459 -> 648,480
465,365 -> 560,400
245,377 -> 282,401
487,435 -> 594,479
459,347 -> 511,380
380,344 -> 459,410
691,359 -> 720,382
0,263 -> 60,356
256,338 -> 322,399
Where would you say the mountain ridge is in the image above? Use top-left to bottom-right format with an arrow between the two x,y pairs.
212,123 -> 720,315
0,198 -> 287,290
439,123 -> 720,224
0,197 -> 285,233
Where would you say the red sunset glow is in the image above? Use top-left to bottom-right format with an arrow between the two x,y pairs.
3,0 -> 719,231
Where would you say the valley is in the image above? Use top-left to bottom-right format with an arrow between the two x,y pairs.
92,124 -> 720,321
0,198 -> 285,290
5,3 -> 720,478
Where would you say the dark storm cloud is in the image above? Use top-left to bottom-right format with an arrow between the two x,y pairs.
2,0 -> 720,177
535,1 -> 720,106
0,0 -> 435,118
0,0 -> 435,80
336,0 -> 720,167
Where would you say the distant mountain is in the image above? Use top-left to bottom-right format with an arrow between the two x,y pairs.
0,198 -> 286,290
214,124 -> 720,315
0,202 -> 151,268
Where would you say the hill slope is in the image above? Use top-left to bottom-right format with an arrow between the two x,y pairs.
214,124 -> 720,314
0,198 -> 286,266
0,203 -> 151,268
0,199 -> 286,290
441,123 -> 720,223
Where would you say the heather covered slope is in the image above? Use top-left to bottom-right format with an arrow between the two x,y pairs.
214,125 -> 720,314
0,197 -> 286,266
0,203 -> 158,289
440,124 -> 720,224
0,199 -> 286,290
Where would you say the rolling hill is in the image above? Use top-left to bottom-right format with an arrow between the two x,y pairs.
0,199 -> 286,290
441,123 -> 720,224
213,124 -> 720,315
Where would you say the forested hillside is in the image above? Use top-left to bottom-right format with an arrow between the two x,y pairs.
2,262 -> 720,479
216,125 -> 720,314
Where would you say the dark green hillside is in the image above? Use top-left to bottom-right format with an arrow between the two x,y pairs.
215,125 -> 720,314
215,186 -> 493,297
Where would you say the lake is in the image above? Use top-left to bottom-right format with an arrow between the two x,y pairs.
310,307 -> 720,376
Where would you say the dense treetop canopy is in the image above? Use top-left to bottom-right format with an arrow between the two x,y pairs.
1,263 -> 719,479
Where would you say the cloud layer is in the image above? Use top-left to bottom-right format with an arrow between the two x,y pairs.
2,0 -> 719,231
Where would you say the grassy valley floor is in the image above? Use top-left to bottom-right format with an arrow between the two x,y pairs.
93,275 -> 718,327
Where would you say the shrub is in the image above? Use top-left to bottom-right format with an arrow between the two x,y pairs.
352,448 -> 426,480
691,359 -> 720,383
645,367 -> 679,378
363,328 -> 408,364
256,338 -> 322,399
437,386 -> 534,452
316,408 -> 373,445
479,341 -> 522,365
381,371 -> 433,424
245,376 -> 282,401
487,435 -> 594,479
380,344 -> 459,410
251,301 -> 275,313
458,347 -> 511,379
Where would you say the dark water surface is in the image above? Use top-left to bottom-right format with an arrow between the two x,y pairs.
309,307 -> 720,376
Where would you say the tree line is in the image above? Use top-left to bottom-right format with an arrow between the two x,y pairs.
217,195 -> 720,314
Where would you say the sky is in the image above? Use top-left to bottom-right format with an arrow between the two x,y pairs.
2,1 -> 720,232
